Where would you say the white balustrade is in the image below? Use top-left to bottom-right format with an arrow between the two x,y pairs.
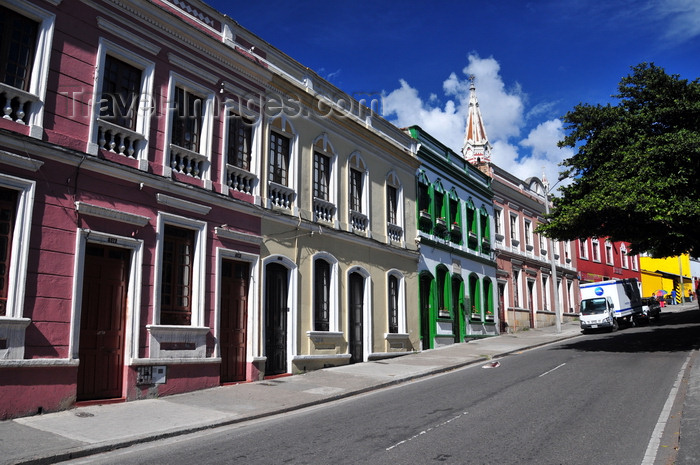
226,163 -> 257,194
387,222 -> 403,241
96,118 -> 144,159
268,181 -> 295,209
350,210 -> 368,232
169,144 -> 208,179
313,197 -> 336,222
0,83 -> 38,125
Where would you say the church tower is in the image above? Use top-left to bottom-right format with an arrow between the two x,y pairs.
462,77 -> 492,176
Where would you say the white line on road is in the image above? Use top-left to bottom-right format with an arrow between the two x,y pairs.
641,352 -> 692,465
538,363 -> 566,377
386,412 -> 469,451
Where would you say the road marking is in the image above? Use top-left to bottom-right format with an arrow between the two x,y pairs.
538,363 -> 566,377
386,412 -> 468,451
641,352 -> 692,465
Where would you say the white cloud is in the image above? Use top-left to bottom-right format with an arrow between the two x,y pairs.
658,0 -> 700,44
383,53 -> 570,184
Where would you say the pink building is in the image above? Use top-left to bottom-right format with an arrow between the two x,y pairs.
0,0 -> 268,419
463,82 -> 579,331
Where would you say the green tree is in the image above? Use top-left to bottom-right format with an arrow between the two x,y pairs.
538,63 -> 700,257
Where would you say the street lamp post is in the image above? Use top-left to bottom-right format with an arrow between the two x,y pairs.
542,176 -> 563,333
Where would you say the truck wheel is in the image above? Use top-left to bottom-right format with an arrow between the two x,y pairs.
611,319 -> 619,332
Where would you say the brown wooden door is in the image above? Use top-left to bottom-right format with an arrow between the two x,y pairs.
220,260 -> 249,383
349,272 -> 364,364
265,263 -> 288,376
77,244 -> 130,401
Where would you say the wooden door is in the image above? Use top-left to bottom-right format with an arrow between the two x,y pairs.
77,244 -> 129,401
348,272 -> 364,364
220,260 -> 249,383
265,263 -> 288,376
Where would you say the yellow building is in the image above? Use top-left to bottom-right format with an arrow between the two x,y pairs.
639,254 -> 693,303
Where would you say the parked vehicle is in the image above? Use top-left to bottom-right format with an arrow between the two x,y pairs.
579,279 -> 643,333
639,297 -> 661,323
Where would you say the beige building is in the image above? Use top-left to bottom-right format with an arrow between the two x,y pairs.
252,70 -> 421,376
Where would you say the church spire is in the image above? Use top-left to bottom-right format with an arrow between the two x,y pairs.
462,76 -> 491,168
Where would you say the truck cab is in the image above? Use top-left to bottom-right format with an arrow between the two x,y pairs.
580,297 -> 617,331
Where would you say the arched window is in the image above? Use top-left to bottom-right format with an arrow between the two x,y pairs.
483,278 -> 494,319
437,265 -> 450,318
469,274 -> 481,320
388,274 -> 399,333
314,259 -> 331,331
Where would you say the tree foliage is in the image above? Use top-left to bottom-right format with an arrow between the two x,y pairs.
538,63 -> 700,257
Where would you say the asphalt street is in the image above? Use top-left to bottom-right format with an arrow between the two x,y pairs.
1,301 -> 699,465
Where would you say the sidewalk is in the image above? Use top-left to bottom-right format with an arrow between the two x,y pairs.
0,306 -> 695,465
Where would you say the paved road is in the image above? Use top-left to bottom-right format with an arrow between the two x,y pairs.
60,309 -> 700,465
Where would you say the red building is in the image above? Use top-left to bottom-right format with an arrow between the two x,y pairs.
0,0 -> 268,419
576,238 -> 641,285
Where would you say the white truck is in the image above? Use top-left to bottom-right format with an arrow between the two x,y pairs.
579,278 -> 643,332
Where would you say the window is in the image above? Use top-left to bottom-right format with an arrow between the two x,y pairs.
0,5 -> 37,92
388,274 -> 399,333
479,208 -> 489,240
513,269 -> 520,307
161,225 -> 195,325
605,242 -> 614,265
227,115 -> 253,171
0,174 -> 33,323
0,188 -> 18,316
509,214 -> 520,246
524,220 -> 533,251
172,86 -> 203,152
591,239 -> 600,262
269,131 -> 290,186
621,244 -> 629,269
89,39 -> 154,165
165,75 -> 214,184
387,185 -> 398,225
579,239 -> 588,260
387,271 -> 406,334
494,208 -> 503,242
0,2 -> 54,133
311,135 -> 337,223
466,200 -> 477,250
540,234 -> 547,255
349,153 -> 368,232
448,190 -> 461,244
469,274 -> 481,318
313,151 -> 330,201
437,267 -> 448,316
267,117 -> 297,210
386,172 -> 403,242
350,168 -> 363,211
314,259 -> 330,331
223,110 -> 257,196
100,55 -> 141,130
434,185 -> 446,223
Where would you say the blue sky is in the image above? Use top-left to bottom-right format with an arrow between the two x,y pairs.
209,0 -> 700,185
